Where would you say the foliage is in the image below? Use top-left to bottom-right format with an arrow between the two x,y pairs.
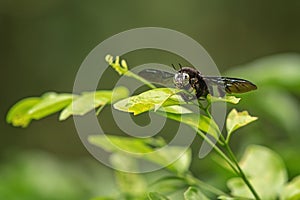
226,109 -> 257,143
6,87 -> 129,127
0,152 -> 114,200
6,55 -> 300,200
225,54 -> 300,139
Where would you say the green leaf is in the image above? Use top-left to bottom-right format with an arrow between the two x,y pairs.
111,86 -> 130,102
227,145 -> 288,199
113,88 -> 220,140
150,176 -> 187,194
6,93 -> 74,127
6,97 -> 41,127
280,175 -> 300,200
7,87 -> 129,127
226,109 -> 257,140
184,186 -> 209,200
59,91 -> 109,120
159,105 -> 193,114
157,147 -> 192,174
207,94 -> 241,104
88,135 -> 192,174
88,135 -> 155,154
110,154 -> 147,198
218,196 -> 250,200
28,92 -> 74,120
159,112 -> 220,141
59,87 -> 129,120
113,88 -> 182,115
148,192 -> 170,200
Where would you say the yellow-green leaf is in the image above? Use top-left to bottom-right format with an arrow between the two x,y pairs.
88,135 -> 191,174
59,87 -> 129,120
226,109 -> 257,139
227,145 -> 287,199
28,92 -> 74,120
148,192 -> 170,200
113,88 -> 181,115
110,154 -> 147,196
207,94 -> 241,104
159,112 -> 220,141
6,92 -> 74,127
184,186 -> 209,200
88,135 -> 155,154
6,98 -> 41,127
280,175 -> 300,200
158,105 -> 192,114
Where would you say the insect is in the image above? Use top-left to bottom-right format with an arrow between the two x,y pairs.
138,66 -> 257,100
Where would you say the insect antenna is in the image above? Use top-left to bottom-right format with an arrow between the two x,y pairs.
178,63 -> 182,70
171,64 -> 176,70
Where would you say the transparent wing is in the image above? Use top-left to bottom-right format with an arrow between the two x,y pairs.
138,69 -> 175,86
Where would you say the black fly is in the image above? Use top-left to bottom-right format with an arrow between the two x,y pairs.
138,67 -> 257,100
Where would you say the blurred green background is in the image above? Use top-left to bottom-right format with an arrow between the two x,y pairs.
1,1 -> 300,199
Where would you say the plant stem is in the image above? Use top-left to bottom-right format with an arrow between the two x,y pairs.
224,143 -> 261,200
106,55 -> 156,89
195,129 -> 239,174
196,106 -> 260,199
125,71 -> 156,89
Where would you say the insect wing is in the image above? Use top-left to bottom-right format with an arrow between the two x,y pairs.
138,69 -> 175,86
203,76 -> 257,94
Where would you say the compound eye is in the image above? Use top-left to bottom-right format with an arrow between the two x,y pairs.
183,73 -> 189,80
